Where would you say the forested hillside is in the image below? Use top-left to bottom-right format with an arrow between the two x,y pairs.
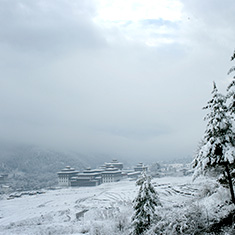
0,143 -> 107,191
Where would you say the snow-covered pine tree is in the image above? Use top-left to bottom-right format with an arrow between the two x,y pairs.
227,50 -> 235,115
193,82 -> 235,204
132,171 -> 161,235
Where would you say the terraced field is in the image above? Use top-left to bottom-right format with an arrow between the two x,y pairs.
0,176 -> 202,234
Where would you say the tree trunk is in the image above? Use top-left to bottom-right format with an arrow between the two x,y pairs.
225,163 -> 235,204
147,214 -> 150,226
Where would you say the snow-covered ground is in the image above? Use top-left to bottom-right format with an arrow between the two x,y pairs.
0,176 -> 233,234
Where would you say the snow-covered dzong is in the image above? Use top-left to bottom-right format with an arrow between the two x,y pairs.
57,160 -> 148,187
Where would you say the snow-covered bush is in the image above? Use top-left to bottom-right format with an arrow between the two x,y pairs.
147,178 -> 235,234
114,208 -> 132,233
196,178 -> 220,198
148,203 -> 207,235
88,218 -> 131,235
89,222 -> 114,235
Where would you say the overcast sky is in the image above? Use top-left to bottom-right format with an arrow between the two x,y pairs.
0,0 -> 234,162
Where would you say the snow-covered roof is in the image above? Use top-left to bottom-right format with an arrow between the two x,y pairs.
57,170 -> 79,175
128,171 -> 141,176
57,166 -> 79,175
102,170 -> 122,174
77,172 -> 101,177
83,169 -> 104,174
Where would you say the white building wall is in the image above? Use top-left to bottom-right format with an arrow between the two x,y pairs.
58,175 -> 70,186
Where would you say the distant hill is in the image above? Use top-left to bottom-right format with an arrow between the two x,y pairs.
0,143 -> 107,191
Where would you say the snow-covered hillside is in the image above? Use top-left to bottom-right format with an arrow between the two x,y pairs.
0,144 -> 109,191
0,176 -> 233,234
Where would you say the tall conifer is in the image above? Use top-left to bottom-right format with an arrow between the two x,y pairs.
193,82 -> 235,203
227,50 -> 235,115
132,171 -> 161,234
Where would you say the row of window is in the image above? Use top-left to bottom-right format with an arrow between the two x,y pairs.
59,175 -> 121,183
59,177 -> 69,182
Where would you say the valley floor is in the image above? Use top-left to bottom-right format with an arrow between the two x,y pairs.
0,176 -> 229,234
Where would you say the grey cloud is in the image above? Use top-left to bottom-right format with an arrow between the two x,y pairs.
179,0 -> 235,53
0,0 -> 234,162
181,0 -> 235,27
0,0 -> 105,53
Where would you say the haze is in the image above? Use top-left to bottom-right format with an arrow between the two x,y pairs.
0,0 -> 234,161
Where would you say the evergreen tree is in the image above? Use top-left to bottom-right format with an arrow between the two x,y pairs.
193,82 -> 235,203
132,171 -> 161,234
227,50 -> 235,115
